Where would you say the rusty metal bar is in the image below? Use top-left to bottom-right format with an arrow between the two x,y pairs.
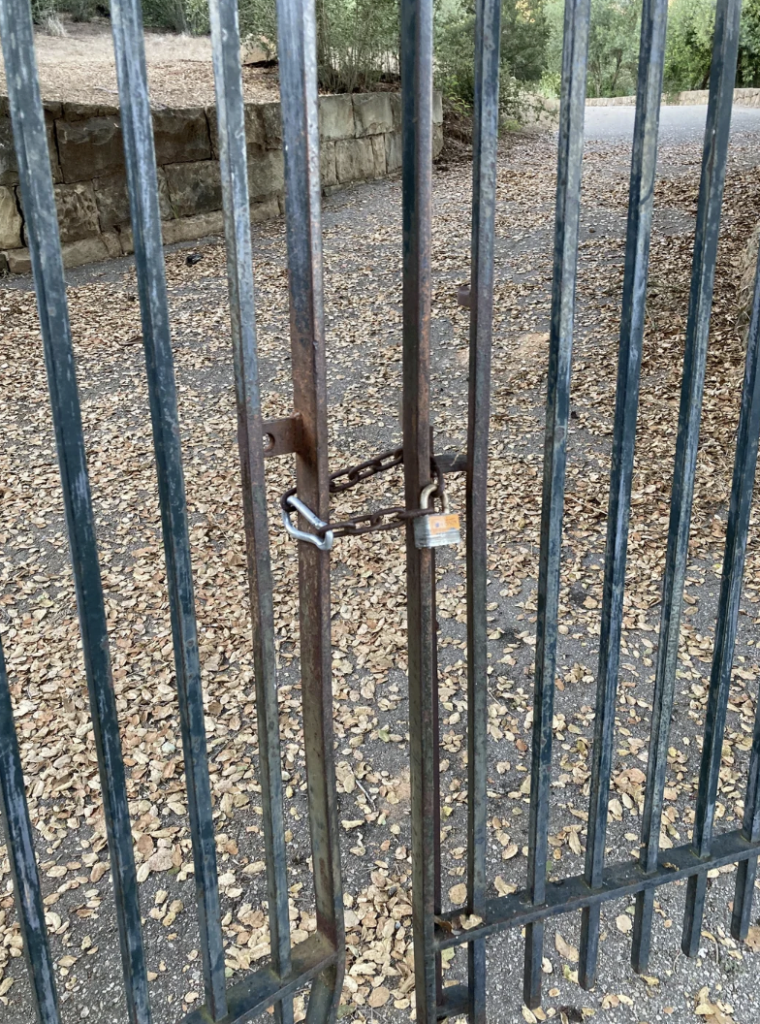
400,1 -> 439,1022
273,0 -> 345,1019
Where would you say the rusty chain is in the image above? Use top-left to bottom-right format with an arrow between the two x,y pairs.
281,446 -> 447,541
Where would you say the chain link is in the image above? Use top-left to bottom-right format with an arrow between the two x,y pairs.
281,446 -> 446,541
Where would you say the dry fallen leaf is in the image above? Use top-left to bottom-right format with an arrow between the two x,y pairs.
367,986 -> 390,1008
615,914 -> 633,934
555,931 -> 579,962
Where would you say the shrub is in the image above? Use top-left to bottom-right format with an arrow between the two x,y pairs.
239,0 -> 399,92
435,0 -> 550,117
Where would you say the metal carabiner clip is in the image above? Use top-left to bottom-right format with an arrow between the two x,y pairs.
281,493 -> 334,551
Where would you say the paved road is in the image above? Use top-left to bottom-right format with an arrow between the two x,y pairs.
584,102 -> 760,143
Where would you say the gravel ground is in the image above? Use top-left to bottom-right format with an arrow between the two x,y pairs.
0,21 -> 279,107
2,105 -> 760,1024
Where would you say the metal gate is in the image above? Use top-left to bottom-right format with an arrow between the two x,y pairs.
2,0 -> 760,1021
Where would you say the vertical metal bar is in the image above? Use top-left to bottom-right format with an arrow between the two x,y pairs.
273,1 -> 345,1020
523,0 -> 590,1009
207,2 -> 293,1021
0,6 -> 151,1023
466,0 -> 502,1020
107,1 -> 227,1015
578,0 -> 668,990
678,9 -> 749,956
0,640 -> 60,1024
729,246 -> 760,943
627,0 -> 742,969
400,1 -> 438,1022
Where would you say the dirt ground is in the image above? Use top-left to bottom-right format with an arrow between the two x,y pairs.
0,20 -> 279,107
3,106 -> 760,1024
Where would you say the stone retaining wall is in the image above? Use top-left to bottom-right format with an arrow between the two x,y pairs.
0,91 -> 443,275
587,87 -> 760,107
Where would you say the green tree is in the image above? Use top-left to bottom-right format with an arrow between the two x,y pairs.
239,0 -> 399,92
435,0 -> 550,111
545,0 -> 641,98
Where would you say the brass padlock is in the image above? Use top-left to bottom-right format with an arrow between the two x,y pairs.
414,483 -> 462,550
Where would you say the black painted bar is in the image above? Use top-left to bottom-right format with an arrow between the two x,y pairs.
0,4 -> 151,1021
437,829 -> 760,952
181,935 -> 337,1024
524,0 -> 590,1008
108,0 -> 227,1015
400,1 -> 438,1022
466,0 -> 502,1020
579,0 -> 668,990
273,0 -> 345,1019
730,243 -> 760,943
0,640 -> 60,1024
680,3 -> 753,958
207,2 -> 293,1022
628,0 -> 742,969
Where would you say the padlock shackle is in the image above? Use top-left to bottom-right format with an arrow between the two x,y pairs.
419,482 -> 450,513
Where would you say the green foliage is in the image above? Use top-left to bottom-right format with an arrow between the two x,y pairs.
663,0 -> 715,89
545,0 -> 641,98
30,0 -> 59,24
140,0 -> 208,34
660,0 -> 760,91
434,0 -> 549,114
239,0 -> 399,92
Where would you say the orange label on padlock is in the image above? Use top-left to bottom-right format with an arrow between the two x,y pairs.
428,514 -> 460,537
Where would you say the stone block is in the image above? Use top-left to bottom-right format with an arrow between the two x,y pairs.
61,235 -> 114,268
93,169 -> 172,229
1,117 -> 60,185
352,93 -> 393,137
319,95 -> 355,140
335,137 -> 375,183
0,186 -> 22,249
102,232 -> 123,258
56,116 -> 124,182
163,210 -> 225,245
63,101 -> 118,121
320,141 -> 337,188
248,150 -> 284,200
120,209 -> 225,254
388,93 -> 402,130
433,123 -> 444,160
433,90 -> 443,125
6,247 -> 32,274
206,103 -> 266,157
371,136 -> 386,178
0,119 -> 18,185
152,108 -> 211,165
165,160 -> 222,217
53,182 -> 100,243
250,195 -> 280,223
259,102 -> 283,149
385,131 -> 402,173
